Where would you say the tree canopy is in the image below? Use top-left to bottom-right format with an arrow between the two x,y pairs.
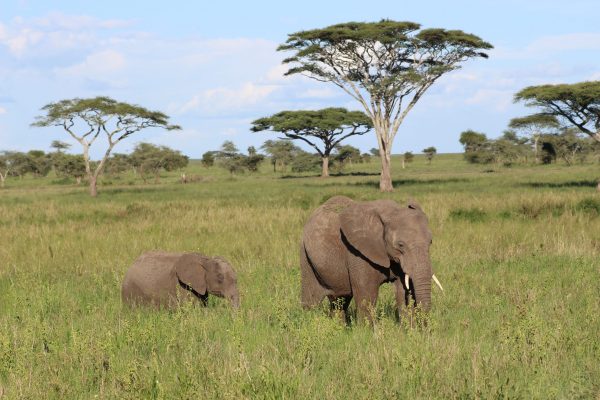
514,81 -> 600,142
32,96 -> 180,196
251,108 -> 372,177
278,20 -> 492,190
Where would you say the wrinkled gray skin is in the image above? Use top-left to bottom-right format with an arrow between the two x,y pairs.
300,196 -> 434,323
122,251 -> 240,309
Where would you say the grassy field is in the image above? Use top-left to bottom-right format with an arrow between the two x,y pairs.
1,154 -> 599,399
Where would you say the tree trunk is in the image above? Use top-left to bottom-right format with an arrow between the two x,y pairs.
533,135 -> 539,163
89,176 -> 98,197
321,156 -> 329,178
380,152 -> 393,192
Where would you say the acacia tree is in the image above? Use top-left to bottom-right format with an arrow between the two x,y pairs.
422,146 -> 437,164
0,151 -> 17,187
278,20 -> 492,191
508,114 -> 560,163
251,108 -> 371,177
514,81 -> 600,189
32,97 -> 180,196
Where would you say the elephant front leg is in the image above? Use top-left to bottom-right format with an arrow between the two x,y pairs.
394,279 -> 414,326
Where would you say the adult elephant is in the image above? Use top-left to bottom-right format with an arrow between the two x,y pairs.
300,196 -> 443,323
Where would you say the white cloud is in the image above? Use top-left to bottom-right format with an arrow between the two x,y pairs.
56,49 -> 126,77
0,106 -> 6,115
179,82 -> 280,114
0,13 -> 131,57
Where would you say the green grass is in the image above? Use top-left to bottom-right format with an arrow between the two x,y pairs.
1,154 -> 599,399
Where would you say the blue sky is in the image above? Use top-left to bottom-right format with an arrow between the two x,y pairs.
1,0 -> 599,158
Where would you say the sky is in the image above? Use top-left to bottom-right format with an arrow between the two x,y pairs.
1,0 -> 599,158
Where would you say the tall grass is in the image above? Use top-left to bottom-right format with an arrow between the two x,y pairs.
1,154 -> 599,398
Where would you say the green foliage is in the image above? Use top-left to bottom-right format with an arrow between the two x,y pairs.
129,143 -> 189,182
538,130 -> 595,165
50,140 -> 71,153
290,151 -> 321,173
459,130 -> 488,152
251,108 -> 371,157
369,148 -> 379,157
32,96 -> 181,196
213,141 -> 264,174
403,151 -> 414,163
514,81 -> 600,140
52,153 -> 86,180
105,153 -> 132,176
201,151 -> 216,168
260,140 -> 302,172
279,20 -> 492,190
422,146 -> 437,163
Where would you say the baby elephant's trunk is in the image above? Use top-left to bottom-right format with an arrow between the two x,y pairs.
228,291 -> 240,309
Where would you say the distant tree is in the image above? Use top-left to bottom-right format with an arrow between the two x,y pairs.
279,20 -> 492,191
201,151 -> 216,168
50,140 -> 71,153
247,146 -> 257,156
215,141 -> 246,175
361,153 -> 372,163
514,82 -> 600,143
509,114 -> 560,163
244,153 -> 265,172
130,143 -> 188,183
25,150 -> 52,177
514,82 -> 600,189
369,148 -> 380,157
422,146 -> 437,164
4,152 -> 30,179
260,139 -> 301,172
52,153 -> 86,183
331,145 -> 362,173
291,151 -> 321,173
32,97 -> 180,196
459,130 -> 493,164
105,153 -> 132,177
0,151 -> 19,187
459,130 -> 488,152
402,151 -> 414,169
252,108 -> 372,177
539,129 -> 591,166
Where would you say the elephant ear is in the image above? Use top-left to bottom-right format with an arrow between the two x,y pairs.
174,253 -> 207,295
340,204 -> 390,268
407,198 -> 423,211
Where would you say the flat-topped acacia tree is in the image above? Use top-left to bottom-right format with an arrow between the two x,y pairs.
514,82 -> 600,143
32,97 -> 181,196
278,20 -> 492,191
514,81 -> 600,189
251,107 -> 372,177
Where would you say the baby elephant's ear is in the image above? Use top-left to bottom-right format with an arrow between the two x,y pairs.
407,198 -> 423,211
340,204 -> 390,268
174,253 -> 207,295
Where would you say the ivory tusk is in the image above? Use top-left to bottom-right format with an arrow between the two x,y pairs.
404,275 -> 410,290
432,274 -> 444,291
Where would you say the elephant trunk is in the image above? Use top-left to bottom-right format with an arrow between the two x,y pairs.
228,291 -> 240,309
411,254 -> 432,312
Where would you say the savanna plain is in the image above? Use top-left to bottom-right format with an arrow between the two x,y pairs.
1,154 -> 599,399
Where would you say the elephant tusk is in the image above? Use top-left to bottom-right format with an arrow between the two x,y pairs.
432,274 -> 444,292
404,275 -> 410,290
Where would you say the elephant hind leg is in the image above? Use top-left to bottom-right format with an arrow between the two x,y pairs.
300,244 -> 328,309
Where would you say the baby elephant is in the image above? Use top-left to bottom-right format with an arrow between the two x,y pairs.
121,251 -> 240,309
